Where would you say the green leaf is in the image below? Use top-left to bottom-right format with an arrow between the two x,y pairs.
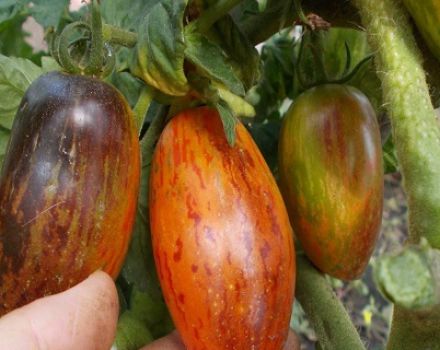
119,107 -> 166,297
383,134 -> 399,174
109,71 -> 143,108
0,54 -> 42,129
247,120 -> 281,171
41,56 -> 61,73
184,30 -> 245,96
215,100 -> 238,146
114,311 -> 154,350
129,289 -> 170,331
131,0 -> 189,96
0,16 -> 39,62
207,14 -> 260,90
101,0 -> 159,31
0,1 -> 26,28
29,0 -> 69,28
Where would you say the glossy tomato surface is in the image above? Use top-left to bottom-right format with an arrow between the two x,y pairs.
279,84 -> 383,280
0,71 -> 140,315
150,107 -> 295,350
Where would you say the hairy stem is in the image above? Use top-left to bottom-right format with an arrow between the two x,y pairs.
387,306 -> 440,350
295,255 -> 366,350
354,0 -> 440,248
102,24 -> 138,48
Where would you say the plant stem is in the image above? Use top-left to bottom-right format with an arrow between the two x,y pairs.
133,86 -> 155,133
354,0 -> 440,248
387,306 -> 440,350
295,255 -> 366,350
191,0 -> 243,33
102,24 -> 138,48
234,0 -> 360,45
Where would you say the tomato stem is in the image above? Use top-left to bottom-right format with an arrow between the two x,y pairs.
189,0 -> 243,33
102,24 -> 138,48
133,86 -> 155,133
83,0 -> 104,75
295,255 -> 366,350
355,0 -> 440,347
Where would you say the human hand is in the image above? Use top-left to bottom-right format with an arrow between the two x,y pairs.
142,329 -> 300,349
0,271 -> 119,350
0,271 -> 300,350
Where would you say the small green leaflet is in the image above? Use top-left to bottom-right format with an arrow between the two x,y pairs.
29,0 -> 69,28
216,100 -> 238,146
131,0 -> 189,96
0,54 -> 42,129
184,31 -> 245,97
113,311 -> 154,350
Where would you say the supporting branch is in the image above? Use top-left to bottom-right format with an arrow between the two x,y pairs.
295,255 -> 366,350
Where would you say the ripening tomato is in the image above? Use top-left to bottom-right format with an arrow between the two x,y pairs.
0,71 -> 140,315
278,84 -> 383,280
149,107 -> 295,350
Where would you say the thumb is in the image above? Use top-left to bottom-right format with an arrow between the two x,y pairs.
0,271 -> 119,350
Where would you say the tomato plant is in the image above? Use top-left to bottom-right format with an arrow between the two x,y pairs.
0,0 -> 439,349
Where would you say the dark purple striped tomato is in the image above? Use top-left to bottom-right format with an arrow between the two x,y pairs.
0,71 -> 140,315
279,84 -> 383,280
149,107 -> 295,350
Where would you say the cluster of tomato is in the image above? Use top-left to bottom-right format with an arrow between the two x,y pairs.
0,63 -> 383,349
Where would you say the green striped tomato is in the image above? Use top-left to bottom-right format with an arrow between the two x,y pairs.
279,84 -> 383,280
0,71 -> 140,315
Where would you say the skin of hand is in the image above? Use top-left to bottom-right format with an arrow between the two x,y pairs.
0,271 -> 300,350
143,329 -> 301,350
0,271 -> 119,350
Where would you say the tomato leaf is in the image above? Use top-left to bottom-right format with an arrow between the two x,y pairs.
207,14 -> 260,90
0,1 -> 26,29
101,0 -> 160,31
114,311 -> 154,350
184,30 -> 245,96
383,134 -> 399,174
0,54 -> 42,129
215,100 -> 238,146
29,0 -> 69,28
131,0 -> 189,96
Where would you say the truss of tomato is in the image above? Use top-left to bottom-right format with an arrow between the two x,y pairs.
0,71 -> 140,316
149,107 -> 295,349
278,84 -> 383,280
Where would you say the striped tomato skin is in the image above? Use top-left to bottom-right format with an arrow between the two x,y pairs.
279,84 -> 383,280
0,72 -> 140,315
149,107 -> 295,350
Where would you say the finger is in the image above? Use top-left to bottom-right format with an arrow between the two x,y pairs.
0,271 -> 119,350
140,330 -> 185,350
141,328 -> 300,350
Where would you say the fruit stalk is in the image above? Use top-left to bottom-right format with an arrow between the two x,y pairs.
295,255 -> 366,350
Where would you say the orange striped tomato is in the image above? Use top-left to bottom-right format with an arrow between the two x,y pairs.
0,71 -> 140,315
149,107 -> 295,350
